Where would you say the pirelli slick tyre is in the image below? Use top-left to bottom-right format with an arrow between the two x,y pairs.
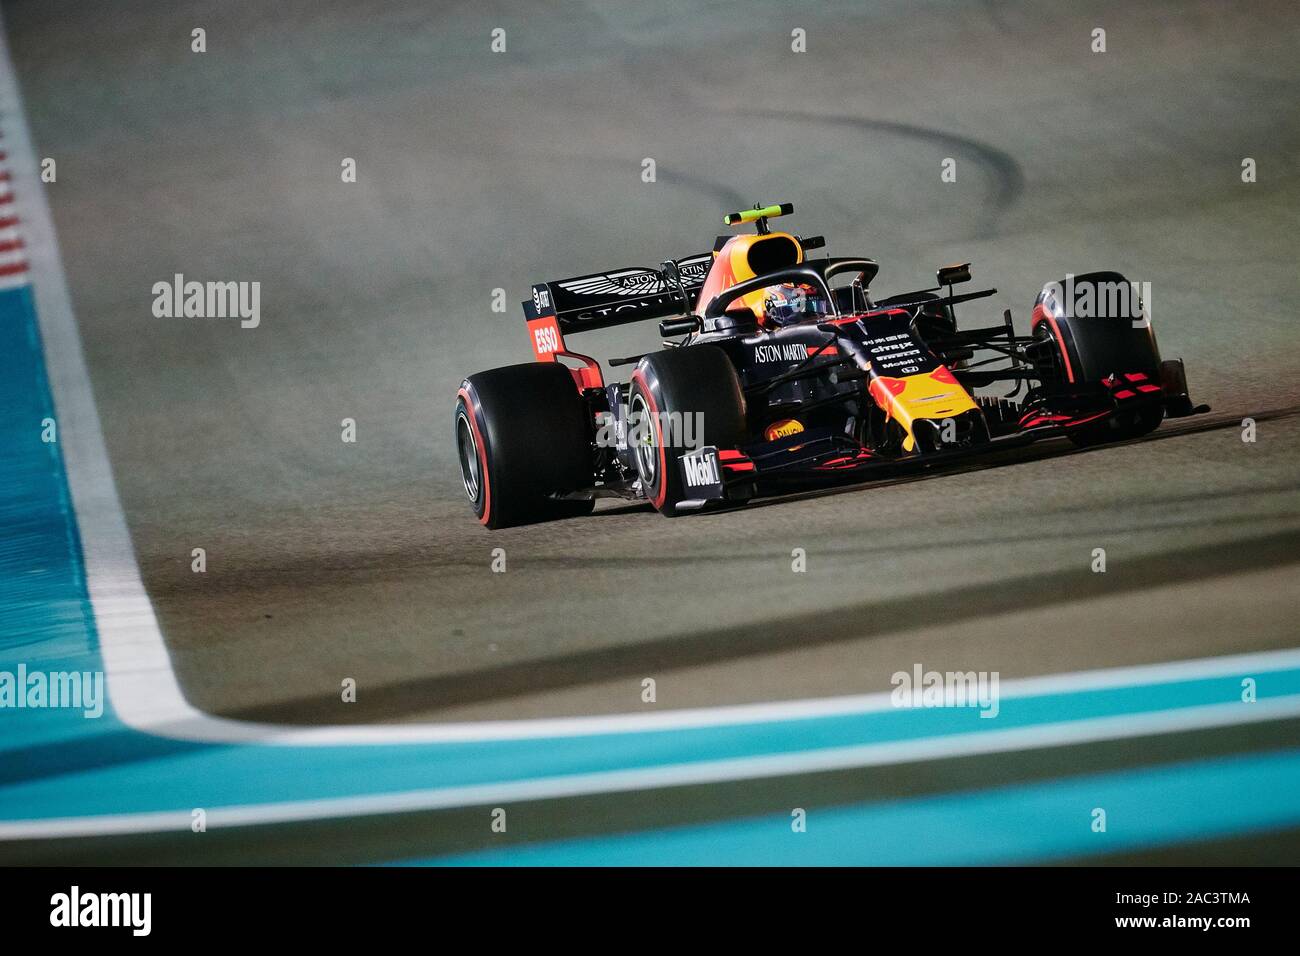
629,345 -> 746,518
455,363 -> 595,529
1032,270 -> 1164,446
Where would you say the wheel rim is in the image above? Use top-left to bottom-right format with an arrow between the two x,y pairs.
1035,323 -> 1068,383
629,392 -> 658,486
455,409 -> 482,503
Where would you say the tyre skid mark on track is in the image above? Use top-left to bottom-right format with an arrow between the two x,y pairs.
737,108 -> 1025,236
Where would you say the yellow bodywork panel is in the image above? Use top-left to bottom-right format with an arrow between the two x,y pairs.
869,369 -> 978,452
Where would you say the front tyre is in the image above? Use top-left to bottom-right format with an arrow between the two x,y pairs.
455,363 -> 595,529
1032,271 -> 1164,446
628,346 -> 745,517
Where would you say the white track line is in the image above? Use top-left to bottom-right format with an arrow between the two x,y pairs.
3,694 -> 1298,840
3,12 -> 1298,748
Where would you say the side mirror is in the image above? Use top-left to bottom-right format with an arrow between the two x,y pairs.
659,315 -> 701,337
937,262 -> 972,286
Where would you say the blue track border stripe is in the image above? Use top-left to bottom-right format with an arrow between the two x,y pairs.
412,748 -> 1300,866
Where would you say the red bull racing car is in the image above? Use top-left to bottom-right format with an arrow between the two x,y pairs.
455,203 -> 1205,527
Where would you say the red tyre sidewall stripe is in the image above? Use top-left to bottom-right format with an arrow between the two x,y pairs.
457,386 -> 492,525
630,369 -> 669,510
1032,303 -> 1075,384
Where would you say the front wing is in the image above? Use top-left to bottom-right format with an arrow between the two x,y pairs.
674,379 -> 1172,502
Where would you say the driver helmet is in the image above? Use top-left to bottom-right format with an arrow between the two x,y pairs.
762,282 -> 831,326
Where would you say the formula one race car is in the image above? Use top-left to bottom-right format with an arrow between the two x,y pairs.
454,202 -> 1205,527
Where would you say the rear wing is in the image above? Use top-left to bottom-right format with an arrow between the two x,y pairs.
522,253 -> 712,360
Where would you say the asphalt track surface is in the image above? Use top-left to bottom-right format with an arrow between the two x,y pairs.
3,0 -> 1300,864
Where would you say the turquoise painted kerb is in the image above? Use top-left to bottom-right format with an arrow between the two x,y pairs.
3,283 -> 1298,862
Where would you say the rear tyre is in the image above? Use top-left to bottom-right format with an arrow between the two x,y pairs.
1032,271 -> 1164,446
628,346 -> 746,517
455,363 -> 595,529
